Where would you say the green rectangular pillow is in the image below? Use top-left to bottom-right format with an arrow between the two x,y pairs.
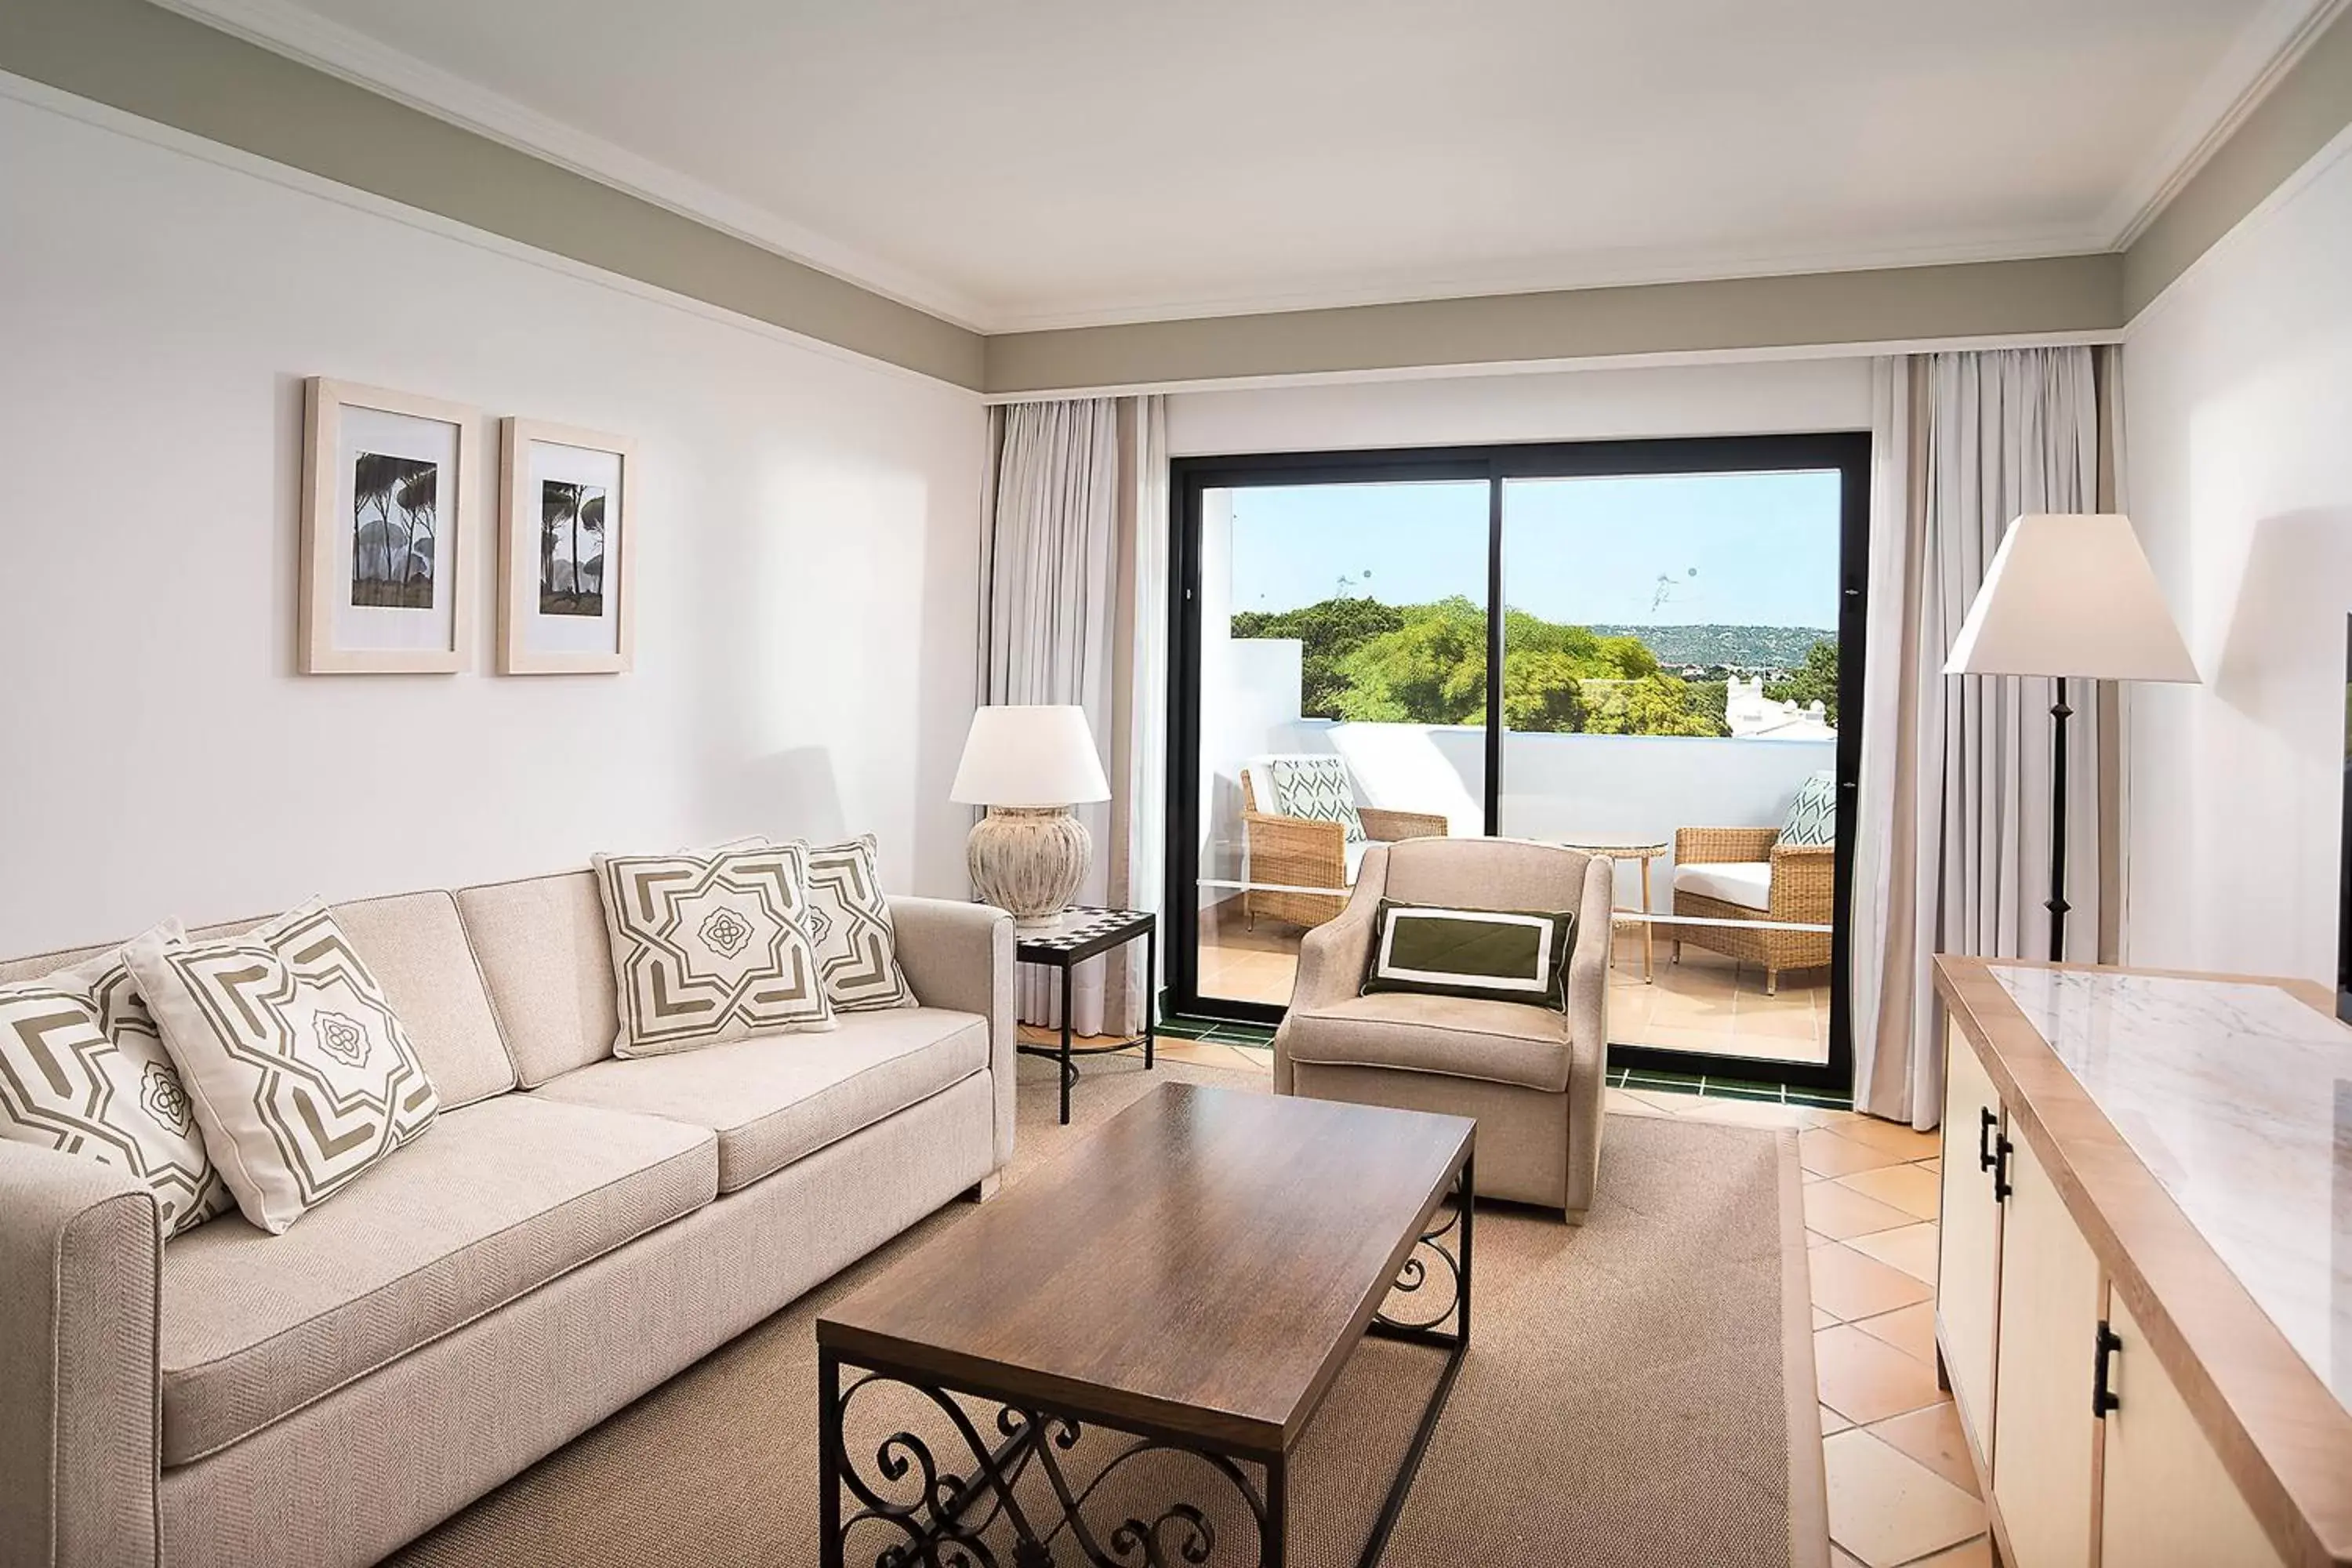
1360,901 -> 1577,1011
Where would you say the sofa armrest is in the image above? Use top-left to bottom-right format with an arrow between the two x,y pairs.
0,1143 -> 161,1568
1272,845 -> 1390,1094
889,897 -> 1016,1169
1563,853 -> 1615,1219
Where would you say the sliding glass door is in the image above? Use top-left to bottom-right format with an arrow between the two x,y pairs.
1167,434 -> 1868,1092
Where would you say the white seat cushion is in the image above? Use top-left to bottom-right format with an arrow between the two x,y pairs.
1673,861 -> 1773,911
530,1007 -> 988,1192
1344,838 -> 1370,886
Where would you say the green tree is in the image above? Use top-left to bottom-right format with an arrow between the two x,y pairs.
1583,673 -> 1725,737
1231,595 -> 1404,718
1500,649 -> 1588,733
1334,597 -> 1487,724
1763,638 -> 1840,724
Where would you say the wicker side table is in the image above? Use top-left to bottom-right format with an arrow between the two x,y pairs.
1555,840 -> 1668,982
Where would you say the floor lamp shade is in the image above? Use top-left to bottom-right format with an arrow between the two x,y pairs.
950,706 -> 1112,927
1944,514 -> 2198,960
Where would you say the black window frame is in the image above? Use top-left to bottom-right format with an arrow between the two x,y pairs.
1164,431 -> 1871,1095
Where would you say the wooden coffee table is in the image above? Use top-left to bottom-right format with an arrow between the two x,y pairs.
816,1083 -> 1475,1567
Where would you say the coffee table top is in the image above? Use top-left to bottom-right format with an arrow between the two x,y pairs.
818,1083 -> 1472,1457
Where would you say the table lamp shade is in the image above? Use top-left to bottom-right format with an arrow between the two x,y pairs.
1944,514 -> 2198,682
950,705 -> 1111,807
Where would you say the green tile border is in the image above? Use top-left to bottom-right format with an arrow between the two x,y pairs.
1609,1064 -> 1852,1111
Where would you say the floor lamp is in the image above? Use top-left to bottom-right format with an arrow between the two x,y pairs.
1945,514 -> 2199,962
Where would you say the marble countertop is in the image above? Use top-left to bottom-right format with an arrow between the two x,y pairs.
1989,965 -> 2352,1415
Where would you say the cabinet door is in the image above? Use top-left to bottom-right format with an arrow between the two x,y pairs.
2100,1294 -> 2287,1568
1991,1131 -> 2102,1568
1936,1030 -> 2004,1456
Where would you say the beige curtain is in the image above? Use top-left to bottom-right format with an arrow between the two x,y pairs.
975,397 -> 1167,1036
1849,347 -> 2106,1127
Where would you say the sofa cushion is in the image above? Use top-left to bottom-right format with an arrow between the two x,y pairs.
1674,861 -> 1774,911
454,870 -> 620,1087
158,1094 -> 716,1465
1282,990 -> 1570,1093
529,1007 -> 987,1192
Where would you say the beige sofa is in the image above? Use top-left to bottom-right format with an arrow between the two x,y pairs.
0,862 -> 1014,1568
1272,838 -> 1613,1220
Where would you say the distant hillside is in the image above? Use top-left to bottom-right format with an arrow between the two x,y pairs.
1584,624 -> 1833,670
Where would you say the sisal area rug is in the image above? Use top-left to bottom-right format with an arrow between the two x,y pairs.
394,1057 -> 1827,1567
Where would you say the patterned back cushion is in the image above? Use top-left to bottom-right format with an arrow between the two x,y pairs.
123,902 -> 440,1234
799,836 -> 917,1013
1264,755 -> 1366,844
593,840 -> 834,1057
1361,902 -> 1577,1011
1779,771 -> 1839,848
0,955 -> 233,1238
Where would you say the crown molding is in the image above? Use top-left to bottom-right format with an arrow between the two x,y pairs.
144,0 -> 996,331
2101,0 -> 2350,248
151,0 -> 2343,336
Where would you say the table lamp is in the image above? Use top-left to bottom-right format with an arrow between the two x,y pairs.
1944,514 -> 2198,960
949,704 -> 1112,928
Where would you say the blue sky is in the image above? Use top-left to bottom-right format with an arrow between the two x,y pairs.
1227,470 -> 1842,628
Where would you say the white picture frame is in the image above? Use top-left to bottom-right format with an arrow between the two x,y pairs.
497,418 -> 637,675
299,378 -> 480,674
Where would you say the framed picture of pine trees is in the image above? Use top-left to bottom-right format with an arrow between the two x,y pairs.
298,378 -> 481,673
496,418 -> 637,675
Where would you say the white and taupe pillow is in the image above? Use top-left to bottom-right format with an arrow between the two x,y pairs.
798,836 -> 917,1013
1361,902 -> 1577,1011
1265,755 -> 1367,844
0,954 -> 233,1238
593,840 -> 834,1057
123,902 -> 440,1234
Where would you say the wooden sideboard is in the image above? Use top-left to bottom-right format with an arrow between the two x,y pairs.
1933,956 -> 2352,1568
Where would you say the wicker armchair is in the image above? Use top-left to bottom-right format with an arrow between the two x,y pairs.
1669,825 -> 1835,995
1239,766 -> 1449,930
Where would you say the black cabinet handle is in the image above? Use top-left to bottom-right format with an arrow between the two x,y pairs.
1977,1106 -> 1998,1172
2092,1320 -> 2123,1417
1991,1132 -> 2015,1202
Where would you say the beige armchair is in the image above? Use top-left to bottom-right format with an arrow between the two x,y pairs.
1669,826 -> 1835,994
1238,764 -> 1448,929
1272,837 -> 1615,1221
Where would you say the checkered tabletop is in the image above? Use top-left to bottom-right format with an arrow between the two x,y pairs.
1014,907 -> 1153,963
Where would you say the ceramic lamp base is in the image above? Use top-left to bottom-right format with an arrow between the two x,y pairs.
967,806 -> 1091,928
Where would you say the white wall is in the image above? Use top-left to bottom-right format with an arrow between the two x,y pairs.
1167,356 -> 1873,455
0,85 -> 987,953
2122,129 -> 2352,982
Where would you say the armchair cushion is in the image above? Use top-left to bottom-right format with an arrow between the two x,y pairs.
1778,770 -> 1838,847
1258,755 -> 1367,844
1281,990 -> 1571,1093
1360,902 -> 1576,1009
1672,861 -> 1774,911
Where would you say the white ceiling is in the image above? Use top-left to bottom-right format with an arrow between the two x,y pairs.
169,0 -> 2342,331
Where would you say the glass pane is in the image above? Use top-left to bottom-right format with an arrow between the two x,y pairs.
1499,470 -> 1842,1065
1196,481 -> 1489,1009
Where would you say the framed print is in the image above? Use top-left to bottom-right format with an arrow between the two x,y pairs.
299,379 -> 479,673
498,418 -> 637,675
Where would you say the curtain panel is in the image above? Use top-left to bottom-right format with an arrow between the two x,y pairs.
1850,347 -> 2108,1127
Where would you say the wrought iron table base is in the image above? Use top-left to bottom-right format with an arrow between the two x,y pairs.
818,1153 -> 1472,1568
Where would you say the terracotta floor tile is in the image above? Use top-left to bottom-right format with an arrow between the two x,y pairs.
1809,1241 -> 1935,1320
1815,1324 -> 1943,1425
1836,1163 -> 1943,1220
1806,1181 -> 1919,1240
1846,1223 -> 1941,1285
1867,1399 -> 1980,1498
1821,1403 -> 1853,1437
1671,1097 -> 1819,1130
1853,1301 -> 1938,1363
1822,1428 -> 1985,1567
1833,1116 -> 1944,1161
1905,1537 -> 1993,1567
1603,1088 -> 1672,1119
1831,1549 -> 1867,1568
1919,1156 -> 1940,1174
1802,1127 -> 1909,1178
1620,1087 -> 1701,1114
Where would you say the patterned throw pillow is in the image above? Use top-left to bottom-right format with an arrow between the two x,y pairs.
123,903 -> 439,1234
799,836 -> 917,1013
1361,902 -> 1577,1011
0,955 -> 233,1239
1265,755 -> 1367,844
1779,771 -> 1838,848
593,840 -> 835,1058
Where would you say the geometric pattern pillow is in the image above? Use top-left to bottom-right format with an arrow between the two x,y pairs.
0,954 -> 234,1239
122,903 -> 440,1234
798,836 -> 916,1014
1265,755 -> 1367,844
1778,770 -> 1839,848
593,840 -> 835,1058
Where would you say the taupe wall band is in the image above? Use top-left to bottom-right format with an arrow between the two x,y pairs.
0,0 -> 985,389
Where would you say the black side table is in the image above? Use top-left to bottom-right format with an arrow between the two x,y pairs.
1014,907 -> 1156,1124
